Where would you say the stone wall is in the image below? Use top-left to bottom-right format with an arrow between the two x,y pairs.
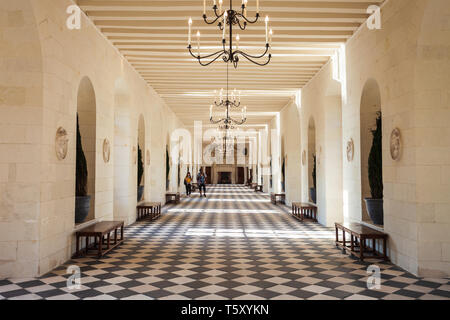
0,0 -> 185,278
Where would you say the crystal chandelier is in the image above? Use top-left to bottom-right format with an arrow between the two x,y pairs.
188,0 -> 273,68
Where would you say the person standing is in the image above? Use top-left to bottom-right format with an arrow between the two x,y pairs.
197,168 -> 207,198
184,172 -> 192,197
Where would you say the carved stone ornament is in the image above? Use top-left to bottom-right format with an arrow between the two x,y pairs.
346,138 -> 355,162
103,139 -> 110,163
390,128 -> 402,161
55,127 -> 68,160
132,146 -> 137,164
146,150 -> 150,165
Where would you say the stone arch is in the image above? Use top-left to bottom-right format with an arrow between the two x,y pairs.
76,76 -> 97,223
359,78 -> 382,224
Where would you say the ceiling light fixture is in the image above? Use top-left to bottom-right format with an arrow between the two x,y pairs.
188,0 -> 272,68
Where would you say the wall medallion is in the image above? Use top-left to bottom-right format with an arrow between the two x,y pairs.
132,146 -> 137,164
146,150 -> 150,166
346,138 -> 354,162
103,139 -> 110,163
390,128 -> 402,161
55,127 -> 69,160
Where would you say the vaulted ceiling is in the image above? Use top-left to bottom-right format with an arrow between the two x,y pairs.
78,0 -> 383,127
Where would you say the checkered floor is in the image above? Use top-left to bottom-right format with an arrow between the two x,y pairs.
1,185 -> 449,300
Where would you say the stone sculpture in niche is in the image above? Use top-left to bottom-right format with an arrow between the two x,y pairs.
347,138 -> 354,162
55,127 -> 69,160
103,139 -> 110,163
146,150 -> 150,166
390,128 -> 402,161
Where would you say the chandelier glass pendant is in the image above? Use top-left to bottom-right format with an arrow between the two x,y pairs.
188,0 -> 273,68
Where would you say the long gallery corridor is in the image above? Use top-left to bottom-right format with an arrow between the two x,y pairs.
0,186 -> 448,300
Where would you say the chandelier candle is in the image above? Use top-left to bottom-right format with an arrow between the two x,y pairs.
188,0 -> 271,68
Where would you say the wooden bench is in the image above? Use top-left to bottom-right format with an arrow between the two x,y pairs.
255,185 -> 263,192
165,192 -> 180,204
335,222 -> 388,262
292,202 -> 317,222
74,221 -> 124,258
191,183 -> 199,192
250,183 -> 258,189
137,202 -> 162,221
271,193 -> 286,205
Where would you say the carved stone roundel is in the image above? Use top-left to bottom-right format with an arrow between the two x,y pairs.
346,139 -> 354,162
55,127 -> 68,160
103,139 -> 110,163
390,128 -> 402,161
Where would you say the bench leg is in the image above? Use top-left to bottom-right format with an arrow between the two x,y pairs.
76,235 -> 80,257
360,237 -> 365,261
383,238 -> 388,261
98,235 -> 103,258
342,230 -> 346,253
335,227 -> 339,246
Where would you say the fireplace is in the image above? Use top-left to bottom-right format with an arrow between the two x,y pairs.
218,172 -> 232,184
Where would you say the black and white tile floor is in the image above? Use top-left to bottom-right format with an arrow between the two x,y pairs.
1,185 -> 449,300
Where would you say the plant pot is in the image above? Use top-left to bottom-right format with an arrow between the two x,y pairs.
365,198 -> 384,225
137,186 -> 144,202
75,196 -> 91,224
309,188 -> 316,204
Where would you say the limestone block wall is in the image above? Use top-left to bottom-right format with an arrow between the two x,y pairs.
343,0 -> 450,277
299,62 -> 343,228
0,0 -> 185,278
0,0 -> 43,277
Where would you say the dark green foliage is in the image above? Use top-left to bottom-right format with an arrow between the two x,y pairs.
166,148 -> 170,180
137,144 -> 144,187
368,112 -> 383,199
76,114 -> 88,197
312,154 -> 317,190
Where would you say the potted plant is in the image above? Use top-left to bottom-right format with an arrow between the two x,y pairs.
310,154 -> 317,203
137,145 -> 144,202
166,148 -> 170,190
75,115 -> 91,224
365,112 -> 384,225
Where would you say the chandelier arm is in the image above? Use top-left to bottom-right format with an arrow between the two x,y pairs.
188,45 -> 226,60
238,53 -> 272,67
210,117 -> 226,125
230,117 -> 247,125
197,53 -> 228,67
236,19 -> 247,31
235,44 -> 269,59
235,12 -> 260,24
203,13 -> 223,25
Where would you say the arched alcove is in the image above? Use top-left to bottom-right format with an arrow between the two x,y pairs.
137,114 -> 145,202
76,76 -> 97,223
360,79 -> 382,225
308,117 -> 317,204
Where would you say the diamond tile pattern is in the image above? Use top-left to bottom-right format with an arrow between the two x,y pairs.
0,185 -> 449,300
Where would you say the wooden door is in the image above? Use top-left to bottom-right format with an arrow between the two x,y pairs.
205,167 -> 212,184
237,167 -> 245,184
